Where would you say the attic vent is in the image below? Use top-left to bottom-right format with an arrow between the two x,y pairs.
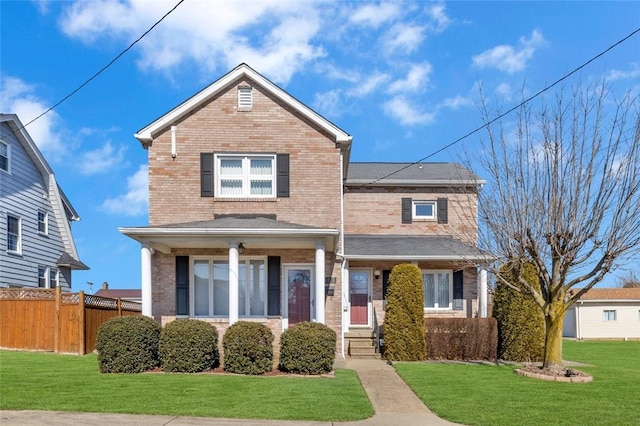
238,86 -> 253,110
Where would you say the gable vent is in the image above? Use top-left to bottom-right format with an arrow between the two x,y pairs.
238,86 -> 253,110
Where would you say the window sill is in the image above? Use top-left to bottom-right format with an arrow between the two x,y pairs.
6,250 -> 22,257
214,197 -> 277,202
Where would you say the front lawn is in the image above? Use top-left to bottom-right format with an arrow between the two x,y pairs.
395,339 -> 640,425
0,351 -> 373,421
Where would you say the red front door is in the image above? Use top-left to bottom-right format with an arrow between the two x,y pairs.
350,270 -> 369,325
287,268 -> 311,325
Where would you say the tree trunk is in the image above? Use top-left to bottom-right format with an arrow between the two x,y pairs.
542,307 -> 564,369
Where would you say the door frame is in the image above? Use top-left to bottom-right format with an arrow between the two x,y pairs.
283,264 -> 315,329
348,268 -> 372,328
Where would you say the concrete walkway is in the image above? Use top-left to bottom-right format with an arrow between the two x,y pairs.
0,359 -> 458,426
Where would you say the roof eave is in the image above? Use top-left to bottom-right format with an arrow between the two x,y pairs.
342,254 -> 490,261
345,179 -> 486,187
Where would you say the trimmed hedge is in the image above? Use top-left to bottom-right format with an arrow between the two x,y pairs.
222,321 -> 274,374
425,318 -> 498,361
96,316 -> 161,373
383,264 -> 426,361
279,322 -> 336,374
493,262 -> 545,362
159,319 -> 219,372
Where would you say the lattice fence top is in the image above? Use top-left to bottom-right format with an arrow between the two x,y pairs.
121,300 -> 143,312
61,292 -> 80,304
84,294 -> 118,309
0,288 -> 56,300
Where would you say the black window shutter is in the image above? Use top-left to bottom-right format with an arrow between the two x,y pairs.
176,256 -> 189,315
200,153 -> 214,197
402,198 -> 412,224
453,270 -> 463,310
267,256 -> 281,316
276,154 -> 290,198
437,198 -> 448,224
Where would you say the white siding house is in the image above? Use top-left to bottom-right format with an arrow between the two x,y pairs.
0,114 -> 88,290
563,288 -> 640,340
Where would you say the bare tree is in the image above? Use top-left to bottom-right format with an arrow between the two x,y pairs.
617,270 -> 640,288
474,82 -> 640,369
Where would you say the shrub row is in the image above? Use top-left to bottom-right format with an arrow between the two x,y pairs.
425,318 -> 498,361
96,318 -> 335,375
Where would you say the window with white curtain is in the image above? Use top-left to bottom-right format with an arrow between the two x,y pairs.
216,154 -> 275,197
422,270 -> 452,309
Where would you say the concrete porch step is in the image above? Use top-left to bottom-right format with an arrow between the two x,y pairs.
346,328 -> 381,359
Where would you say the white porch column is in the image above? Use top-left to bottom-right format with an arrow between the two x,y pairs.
479,268 -> 488,318
315,240 -> 326,324
228,242 -> 239,325
141,243 -> 153,317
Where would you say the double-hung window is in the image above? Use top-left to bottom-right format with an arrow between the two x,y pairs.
0,140 -> 9,172
216,154 -> 276,198
38,211 -> 48,235
7,214 -> 21,253
423,270 -> 452,309
603,310 -> 617,321
192,258 -> 266,317
413,200 -> 437,221
38,267 -> 47,288
49,269 -> 58,288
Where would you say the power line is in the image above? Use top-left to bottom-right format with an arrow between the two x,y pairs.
364,26 -> 640,186
21,0 -> 187,130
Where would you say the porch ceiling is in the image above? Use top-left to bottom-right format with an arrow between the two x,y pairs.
343,234 -> 489,261
119,217 -> 338,254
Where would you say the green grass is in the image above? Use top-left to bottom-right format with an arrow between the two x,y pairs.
0,351 -> 373,421
395,340 -> 640,426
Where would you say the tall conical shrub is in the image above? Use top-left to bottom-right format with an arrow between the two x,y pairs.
383,263 -> 426,361
493,262 -> 544,362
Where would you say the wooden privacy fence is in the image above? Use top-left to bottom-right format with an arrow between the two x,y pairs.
0,287 -> 141,355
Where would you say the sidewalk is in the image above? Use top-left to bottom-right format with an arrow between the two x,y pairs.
1,359 -> 458,426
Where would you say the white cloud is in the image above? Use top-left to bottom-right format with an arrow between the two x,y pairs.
0,75 -> 66,159
59,0 -> 327,85
383,24 -> 425,54
388,63 -> 432,94
425,2 -> 451,33
313,90 -> 343,117
383,96 -> 435,126
101,164 -> 148,216
77,142 -> 127,175
348,72 -> 390,97
439,94 -> 472,110
495,82 -> 513,101
606,64 -> 640,81
350,2 -> 401,28
472,29 -> 545,74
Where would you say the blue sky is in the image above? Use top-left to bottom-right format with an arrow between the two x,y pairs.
2,1 -> 639,291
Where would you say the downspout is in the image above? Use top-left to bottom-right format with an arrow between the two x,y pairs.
339,150 -> 346,359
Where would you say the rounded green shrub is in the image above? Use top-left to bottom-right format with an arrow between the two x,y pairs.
222,321 -> 274,374
159,319 -> 219,372
493,262 -> 545,362
278,322 -> 336,374
96,315 -> 161,373
383,263 -> 426,361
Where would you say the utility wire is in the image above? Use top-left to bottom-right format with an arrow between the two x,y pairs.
364,26 -> 640,186
21,0 -> 187,130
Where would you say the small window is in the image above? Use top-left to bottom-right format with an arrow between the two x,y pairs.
216,154 -> 276,198
49,269 -> 58,289
413,200 -> 437,220
38,267 -> 47,288
7,214 -> 21,253
238,86 -> 253,110
423,270 -> 453,309
38,211 -> 48,235
0,140 -> 9,172
603,310 -> 617,321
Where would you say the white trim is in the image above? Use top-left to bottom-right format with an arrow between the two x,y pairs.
412,200 -> 437,221
0,139 -> 10,174
6,213 -> 22,254
422,269 -> 454,310
141,244 -> 153,317
215,153 -> 276,198
134,64 -> 352,145
343,254 -> 488,261
120,227 -> 339,237
315,241 -> 325,324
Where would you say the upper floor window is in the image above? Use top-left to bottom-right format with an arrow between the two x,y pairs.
7,214 -> 21,254
0,140 -> 9,172
413,200 -> 437,220
423,270 -> 452,310
38,267 -> 47,288
216,154 -> 276,198
38,211 -> 48,235
603,310 -> 617,321
49,268 -> 59,288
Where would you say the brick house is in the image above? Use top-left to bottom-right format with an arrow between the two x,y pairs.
120,64 -> 488,358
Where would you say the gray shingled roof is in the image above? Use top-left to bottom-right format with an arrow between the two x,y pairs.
57,252 -> 90,270
344,234 -> 487,259
346,162 -> 483,185
157,215 -> 330,230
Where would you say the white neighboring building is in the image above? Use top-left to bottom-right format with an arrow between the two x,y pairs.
563,288 -> 640,340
